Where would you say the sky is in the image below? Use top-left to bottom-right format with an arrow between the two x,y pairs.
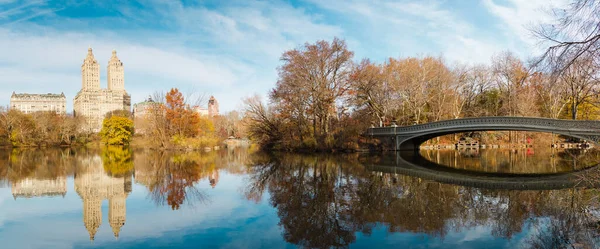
0,0 -> 568,112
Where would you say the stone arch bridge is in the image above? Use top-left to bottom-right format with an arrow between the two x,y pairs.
367,117 -> 600,151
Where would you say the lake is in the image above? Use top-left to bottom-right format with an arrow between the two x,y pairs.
1,146 -> 600,248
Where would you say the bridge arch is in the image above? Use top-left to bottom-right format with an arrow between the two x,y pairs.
367,117 -> 600,151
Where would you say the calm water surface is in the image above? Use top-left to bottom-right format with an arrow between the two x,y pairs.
1,147 -> 600,249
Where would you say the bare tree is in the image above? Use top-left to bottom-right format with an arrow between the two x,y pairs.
560,56 -> 599,119
453,64 -> 492,118
534,0 -> 600,73
531,72 -> 568,119
491,51 -> 530,116
243,94 -> 282,148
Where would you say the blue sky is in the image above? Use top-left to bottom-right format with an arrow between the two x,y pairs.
0,0 -> 567,112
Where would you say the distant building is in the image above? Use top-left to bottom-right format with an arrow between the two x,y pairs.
209,170 -> 219,188
73,48 -> 131,132
208,96 -> 219,117
11,177 -> 67,199
133,97 -> 160,118
191,96 -> 219,117
193,106 -> 209,116
10,92 -> 67,114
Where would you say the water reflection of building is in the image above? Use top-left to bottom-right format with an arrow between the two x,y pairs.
208,170 -> 219,188
11,177 -> 67,199
75,156 -> 132,241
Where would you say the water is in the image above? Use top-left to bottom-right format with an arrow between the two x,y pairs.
1,147 -> 600,248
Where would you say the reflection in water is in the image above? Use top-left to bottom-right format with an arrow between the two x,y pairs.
420,147 -> 600,174
75,151 -> 132,240
133,151 -> 216,210
245,153 -> 600,248
0,148 -> 600,248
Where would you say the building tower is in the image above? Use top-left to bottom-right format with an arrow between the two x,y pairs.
74,48 -> 131,132
75,155 -> 132,241
109,194 -> 127,239
83,197 -> 102,241
208,96 -> 219,117
82,47 -> 100,90
107,50 -> 125,92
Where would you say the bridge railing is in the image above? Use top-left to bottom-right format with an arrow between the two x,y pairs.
367,116 -> 600,135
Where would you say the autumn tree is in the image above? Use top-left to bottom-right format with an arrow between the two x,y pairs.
349,59 -> 396,127
271,37 -> 354,148
165,88 -> 201,138
100,116 -> 134,145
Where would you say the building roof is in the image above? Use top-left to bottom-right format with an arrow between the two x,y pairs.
11,92 -> 66,99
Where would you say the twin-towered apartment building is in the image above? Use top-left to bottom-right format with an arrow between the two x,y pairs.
73,48 -> 131,131
9,48 -> 219,132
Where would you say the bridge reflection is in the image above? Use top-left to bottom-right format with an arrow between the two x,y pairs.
364,150 -> 600,190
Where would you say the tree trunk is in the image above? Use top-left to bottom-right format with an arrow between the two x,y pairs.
572,100 -> 578,120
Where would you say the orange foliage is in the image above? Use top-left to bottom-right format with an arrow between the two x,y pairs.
165,88 -> 201,137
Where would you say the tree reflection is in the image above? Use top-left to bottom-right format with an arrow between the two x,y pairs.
245,153 -> 600,248
134,151 -> 212,210
102,146 -> 134,177
0,148 -> 72,183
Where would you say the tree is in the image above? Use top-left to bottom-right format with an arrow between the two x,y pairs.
534,0 -> 600,73
165,88 -> 201,138
531,72 -> 568,119
451,64 -> 492,118
491,51 -> 531,116
349,59 -> 395,127
100,116 -> 134,145
243,95 -> 282,148
271,37 -> 354,147
559,56 -> 599,119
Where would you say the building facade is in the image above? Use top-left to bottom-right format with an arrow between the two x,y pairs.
132,97 -> 160,118
193,106 -> 209,116
208,95 -> 219,117
74,48 -> 131,132
10,92 -> 67,114
11,177 -> 67,199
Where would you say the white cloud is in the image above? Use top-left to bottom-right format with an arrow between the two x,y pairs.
306,0 -> 504,64
0,1 -> 344,112
482,0 -> 570,53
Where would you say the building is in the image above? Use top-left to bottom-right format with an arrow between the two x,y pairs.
208,95 -> 219,117
75,155 -> 131,241
193,106 -> 209,116
10,92 -> 67,114
11,177 -> 67,199
133,97 -> 160,118
74,48 -> 131,132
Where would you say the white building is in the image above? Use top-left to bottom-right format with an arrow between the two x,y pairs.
10,92 -> 67,114
74,48 -> 131,132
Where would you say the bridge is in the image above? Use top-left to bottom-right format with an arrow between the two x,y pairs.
367,117 -> 600,151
